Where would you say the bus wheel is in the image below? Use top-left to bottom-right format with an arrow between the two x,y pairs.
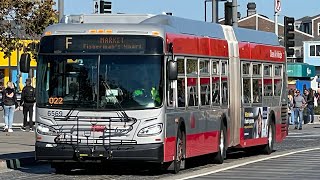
212,123 -> 226,164
262,121 -> 275,154
173,129 -> 186,174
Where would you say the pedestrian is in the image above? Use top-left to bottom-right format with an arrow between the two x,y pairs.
306,88 -> 315,124
20,78 -> 36,132
288,89 -> 295,125
2,81 -> 18,132
293,90 -> 306,130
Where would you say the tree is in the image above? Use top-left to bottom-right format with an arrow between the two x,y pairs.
0,0 -> 57,58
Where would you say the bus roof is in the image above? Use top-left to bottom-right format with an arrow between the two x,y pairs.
45,14 -> 280,46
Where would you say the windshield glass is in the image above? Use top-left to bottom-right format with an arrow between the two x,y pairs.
37,55 -> 163,110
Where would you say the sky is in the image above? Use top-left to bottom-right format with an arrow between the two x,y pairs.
55,0 -> 319,23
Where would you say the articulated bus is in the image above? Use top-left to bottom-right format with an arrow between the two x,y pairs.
20,14 -> 288,173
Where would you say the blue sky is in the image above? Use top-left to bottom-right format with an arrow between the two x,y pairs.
55,0 -> 318,23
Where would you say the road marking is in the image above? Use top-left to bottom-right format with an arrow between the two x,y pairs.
179,147 -> 320,180
287,134 -> 320,138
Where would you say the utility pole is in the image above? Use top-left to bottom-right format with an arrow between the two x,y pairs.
212,0 -> 218,23
232,0 -> 238,27
58,0 -> 64,22
274,0 -> 281,36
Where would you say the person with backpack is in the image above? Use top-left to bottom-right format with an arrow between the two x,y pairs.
20,79 -> 36,132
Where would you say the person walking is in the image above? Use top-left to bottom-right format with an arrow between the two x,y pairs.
306,88 -> 315,124
2,81 -> 17,132
294,90 -> 306,130
20,79 -> 36,132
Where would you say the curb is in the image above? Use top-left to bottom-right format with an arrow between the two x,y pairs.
0,156 -> 36,170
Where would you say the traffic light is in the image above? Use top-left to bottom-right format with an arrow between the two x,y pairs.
284,16 -> 295,57
224,2 -> 232,26
99,0 -> 111,14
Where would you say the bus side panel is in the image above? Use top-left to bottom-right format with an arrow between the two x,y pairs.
164,109 -> 226,162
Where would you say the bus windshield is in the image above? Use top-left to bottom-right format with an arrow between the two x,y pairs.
37,55 -> 163,110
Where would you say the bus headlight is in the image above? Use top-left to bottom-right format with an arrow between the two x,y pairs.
36,123 -> 58,136
137,123 -> 163,137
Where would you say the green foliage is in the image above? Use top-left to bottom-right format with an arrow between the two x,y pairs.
314,106 -> 320,115
0,0 -> 57,58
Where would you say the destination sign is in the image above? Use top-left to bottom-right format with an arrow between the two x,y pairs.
40,35 -> 163,54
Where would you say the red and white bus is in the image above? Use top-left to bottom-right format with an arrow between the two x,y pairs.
20,14 -> 288,173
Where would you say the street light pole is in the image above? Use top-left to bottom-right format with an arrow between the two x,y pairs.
232,0 -> 238,27
212,0 -> 218,23
58,0 -> 64,22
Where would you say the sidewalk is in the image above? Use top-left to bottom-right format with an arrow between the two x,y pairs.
0,129 -> 36,170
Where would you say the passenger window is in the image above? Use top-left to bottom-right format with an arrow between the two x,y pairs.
263,79 -> 273,96
274,65 -> 282,77
187,77 -> 198,106
200,60 -> 210,74
274,79 -> 282,96
212,61 -> 219,75
242,63 -> 250,75
186,59 -> 198,75
212,77 -> 220,105
177,58 -> 185,74
177,78 -> 185,107
200,78 -> 210,105
252,64 -> 262,76
221,61 -> 228,76
243,78 -> 251,103
252,79 -> 262,103
264,65 -> 272,76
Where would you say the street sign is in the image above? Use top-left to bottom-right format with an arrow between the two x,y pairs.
275,0 -> 281,13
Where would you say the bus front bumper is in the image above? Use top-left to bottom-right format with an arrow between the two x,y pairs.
35,142 -> 164,163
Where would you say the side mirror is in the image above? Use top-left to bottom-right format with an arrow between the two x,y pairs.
20,53 -> 31,73
168,59 -> 178,80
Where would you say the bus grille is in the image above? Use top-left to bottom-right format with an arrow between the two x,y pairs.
51,116 -> 138,146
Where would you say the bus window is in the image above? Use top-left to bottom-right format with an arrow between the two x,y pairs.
177,78 -> 185,107
200,78 -> 210,106
200,60 -> 209,74
212,60 -> 219,75
263,79 -> 273,96
274,65 -> 282,77
243,78 -> 251,104
186,59 -> 198,75
177,58 -> 185,74
222,79 -> 228,105
212,77 -> 220,105
253,79 -> 262,103
274,79 -> 282,96
253,64 -> 262,76
221,61 -> 228,76
242,63 -> 250,75
263,64 -> 272,76
187,77 -> 198,107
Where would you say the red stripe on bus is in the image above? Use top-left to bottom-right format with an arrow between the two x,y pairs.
239,42 -> 285,62
239,125 -> 287,148
164,131 -> 220,162
166,33 -> 229,57
166,33 -> 285,62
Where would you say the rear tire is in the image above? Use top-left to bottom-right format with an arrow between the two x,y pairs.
262,121 -> 275,154
212,123 -> 227,164
173,129 -> 186,174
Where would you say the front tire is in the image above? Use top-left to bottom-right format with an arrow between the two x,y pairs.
51,162 -> 72,174
173,129 -> 186,174
212,123 -> 227,164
